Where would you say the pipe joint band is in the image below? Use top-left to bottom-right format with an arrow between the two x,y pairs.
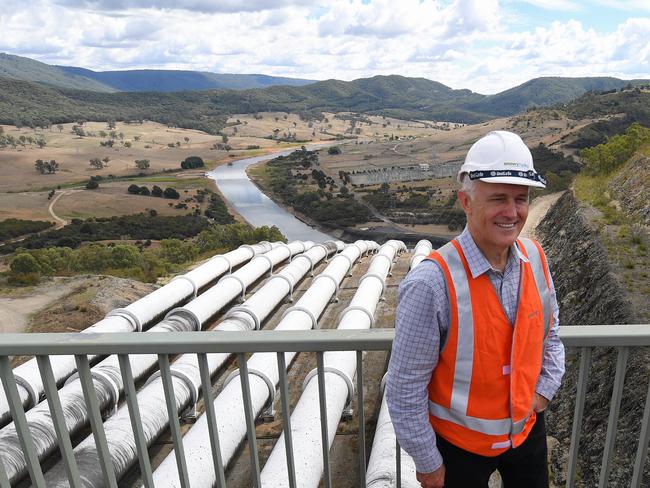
281,305 -> 318,329
339,304 -> 375,327
14,374 -> 40,409
146,368 -> 199,415
312,243 -> 330,261
218,274 -> 247,302
106,308 -> 143,332
313,273 -> 340,301
267,273 -> 294,302
164,307 -> 202,331
239,244 -> 258,257
274,242 -> 294,261
225,368 -> 276,413
209,254 -> 233,274
359,272 -> 386,296
335,253 -> 355,274
65,369 -> 121,416
303,366 -> 355,405
253,254 -> 274,275
291,253 -> 316,276
225,306 -> 261,330
170,275 -> 199,298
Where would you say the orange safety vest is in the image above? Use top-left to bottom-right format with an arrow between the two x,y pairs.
425,237 -> 552,456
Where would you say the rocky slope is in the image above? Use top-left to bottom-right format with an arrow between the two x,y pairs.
537,191 -> 648,487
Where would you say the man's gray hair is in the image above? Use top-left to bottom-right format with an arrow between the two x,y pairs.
459,173 -> 476,197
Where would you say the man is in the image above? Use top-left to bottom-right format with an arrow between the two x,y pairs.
386,130 -> 565,488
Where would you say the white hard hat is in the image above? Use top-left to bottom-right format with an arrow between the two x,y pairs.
458,131 -> 546,188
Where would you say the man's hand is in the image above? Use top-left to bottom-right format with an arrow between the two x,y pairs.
533,392 -> 549,413
416,464 -> 445,488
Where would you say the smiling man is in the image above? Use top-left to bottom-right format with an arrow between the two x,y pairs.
387,131 -> 565,488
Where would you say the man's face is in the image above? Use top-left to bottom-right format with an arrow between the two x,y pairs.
458,181 -> 529,253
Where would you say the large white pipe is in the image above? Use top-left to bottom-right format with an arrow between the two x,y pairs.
40,240 -> 350,488
409,239 -> 433,269
365,242 -> 427,488
1,241 -> 309,486
0,243 -> 270,428
365,393 -> 419,488
150,241 -> 377,487
260,240 -> 404,488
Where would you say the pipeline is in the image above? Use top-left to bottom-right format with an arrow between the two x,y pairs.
0,243 -> 271,429
0,240 -> 310,486
260,240 -> 405,487
366,242 -> 429,488
365,391 -> 419,488
409,239 -> 433,269
149,241 -> 377,487
40,240 -> 352,487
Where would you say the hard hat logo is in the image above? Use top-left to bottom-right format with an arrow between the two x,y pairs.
458,130 -> 546,189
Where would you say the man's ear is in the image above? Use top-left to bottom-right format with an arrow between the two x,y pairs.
458,190 -> 472,214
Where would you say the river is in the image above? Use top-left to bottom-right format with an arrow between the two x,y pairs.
206,148 -> 335,243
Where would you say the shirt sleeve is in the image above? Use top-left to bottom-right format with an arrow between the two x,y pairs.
535,267 -> 566,401
386,262 -> 447,473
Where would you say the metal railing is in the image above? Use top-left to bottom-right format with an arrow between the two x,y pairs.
0,325 -> 648,488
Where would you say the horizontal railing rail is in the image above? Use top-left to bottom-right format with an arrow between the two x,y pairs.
0,325 -> 648,488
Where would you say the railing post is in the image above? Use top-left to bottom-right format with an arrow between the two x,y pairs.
631,374 -> 650,488
598,347 -> 630,488
566,346 -> 592,488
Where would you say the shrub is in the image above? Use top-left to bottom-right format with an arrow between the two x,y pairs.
328,146 -> 342,155
151,185 -> 163,197
128,184 -> 141,194
86,179 -> 99,190
163,187 -> 180,199
10,253 -> 41,274
181,156 -> 205,169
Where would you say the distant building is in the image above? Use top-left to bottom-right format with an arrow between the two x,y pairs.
348,161 -> 462,185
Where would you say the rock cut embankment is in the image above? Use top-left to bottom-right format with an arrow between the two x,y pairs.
537,191 -> 649,487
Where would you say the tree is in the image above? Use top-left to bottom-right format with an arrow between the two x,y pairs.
151,185 -> 163,197
134,135 -> 141,142
124,141 -> 132,148
86,179 -> 99,190
72,125 -> 85,137
184,137 -> 190,145
107,120 -> 116,130
221,134 -> 229,144
328,146 -> 342,155
10,253 -> 41,274
181,156 -> 205,169
89,158 -> 104,170
102,156 -> 110,165
36,138 -> 46,149
163,187 -> 180,199
127,184 -> 141,194
135,159 -> 150,170
35,159 -> 46,174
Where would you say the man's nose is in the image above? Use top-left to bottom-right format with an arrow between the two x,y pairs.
503,200 -> 517,218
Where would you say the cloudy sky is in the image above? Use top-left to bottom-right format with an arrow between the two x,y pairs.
1,0 -> 649,93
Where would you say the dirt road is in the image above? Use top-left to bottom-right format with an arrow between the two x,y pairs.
0,277 -> 93,333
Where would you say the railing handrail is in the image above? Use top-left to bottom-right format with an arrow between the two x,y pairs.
0,325 -> 649,356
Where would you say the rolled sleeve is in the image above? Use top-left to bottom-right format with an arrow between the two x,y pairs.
386,262 -> 447,473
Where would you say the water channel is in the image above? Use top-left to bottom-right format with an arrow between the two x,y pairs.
207,148 -> 335,243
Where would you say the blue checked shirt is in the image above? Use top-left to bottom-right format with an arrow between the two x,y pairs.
386,227 -> 565,473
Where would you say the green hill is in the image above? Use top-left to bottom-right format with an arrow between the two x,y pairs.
58,66 -> 315,91
460,77 -> 649,117
0,53 -> 115,92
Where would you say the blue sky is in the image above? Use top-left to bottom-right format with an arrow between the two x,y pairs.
0,0 -> 648,93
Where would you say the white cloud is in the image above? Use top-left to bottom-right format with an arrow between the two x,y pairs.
518,0 -> 581,11
0,0 -> 648,94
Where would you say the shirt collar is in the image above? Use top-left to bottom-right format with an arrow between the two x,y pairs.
456,226 -> 529,279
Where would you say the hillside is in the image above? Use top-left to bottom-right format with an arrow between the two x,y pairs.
58,66 -> 315,92
0,53 -> 115,92
0,52 -> 315,92
461,76 -> 643,117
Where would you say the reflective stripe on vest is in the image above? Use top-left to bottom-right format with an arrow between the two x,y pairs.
518,238 -> 552,339
428,400 -> 529,436
436,242 -> 473,413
